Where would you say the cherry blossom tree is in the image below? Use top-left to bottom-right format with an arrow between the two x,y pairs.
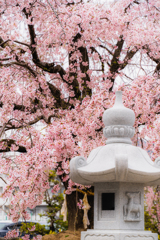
1,0 -> 160,231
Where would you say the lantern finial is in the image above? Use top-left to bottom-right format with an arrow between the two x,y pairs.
103,91 -> 135,144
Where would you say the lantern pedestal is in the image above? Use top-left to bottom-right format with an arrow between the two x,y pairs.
81,230 -> 157,240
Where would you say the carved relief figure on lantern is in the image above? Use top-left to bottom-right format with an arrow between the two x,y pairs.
124,192 -> 141,222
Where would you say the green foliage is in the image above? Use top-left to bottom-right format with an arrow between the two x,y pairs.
39,170 -> 68,232
45,230 -> 57,235
145,206 -> 160,240
145,208 -> 158,233
144,187 -> 160,239
20,222 -> 50,236
54,214 -> 68,232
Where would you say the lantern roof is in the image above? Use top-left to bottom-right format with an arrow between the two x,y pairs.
70,91 -> 160,186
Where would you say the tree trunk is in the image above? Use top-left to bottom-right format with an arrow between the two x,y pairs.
50,222 -> 55,232
66,187 -> 94,231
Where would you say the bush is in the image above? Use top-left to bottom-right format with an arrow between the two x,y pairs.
20,222 -> 50,237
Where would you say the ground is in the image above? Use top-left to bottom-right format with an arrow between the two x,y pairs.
42,230 -> 81,240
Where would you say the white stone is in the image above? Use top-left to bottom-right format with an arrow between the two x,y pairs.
81,230 -> 157,240
69,91 -> 160,185
103,91 -> 135,127
94,183 -> 144,230
69,91 -> 158,240
69,143 -> 160,185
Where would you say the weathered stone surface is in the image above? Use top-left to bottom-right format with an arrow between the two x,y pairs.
94,183 -> 144,230
81,230 -> 157,240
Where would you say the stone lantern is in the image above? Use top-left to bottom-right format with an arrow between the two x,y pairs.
70,91 -> 160,240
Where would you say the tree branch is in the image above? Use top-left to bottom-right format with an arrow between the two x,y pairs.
108,36 -> 124,91
90,47 -> 105,74
119,48 -> 138,70
14,40 -> 30,48
99,44 -> 113,56
0,139 -> 26,153
0,38 -> 10,48
124,0 -> 140,13
142,45 -> 160,74
0,123 -> 6,138
27,23 -> 67,81
0,61 -> 37,77
46,0 -> 66,37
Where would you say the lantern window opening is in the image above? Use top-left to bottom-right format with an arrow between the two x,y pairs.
101,192 -> 115,211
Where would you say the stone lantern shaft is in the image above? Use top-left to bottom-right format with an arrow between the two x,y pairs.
94,182 -> 144,230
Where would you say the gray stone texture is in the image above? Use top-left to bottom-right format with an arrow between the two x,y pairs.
81,230 -> 157,240
94,183 -> 144,230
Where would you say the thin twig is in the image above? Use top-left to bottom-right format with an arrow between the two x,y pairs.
14,40 -> 30,48
47,0 -> 66,36
0,123 -> 6,138
0,39 -> 10,47
0,176 -> 7,184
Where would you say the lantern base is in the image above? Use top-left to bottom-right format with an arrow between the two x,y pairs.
81,230 -> 157,240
